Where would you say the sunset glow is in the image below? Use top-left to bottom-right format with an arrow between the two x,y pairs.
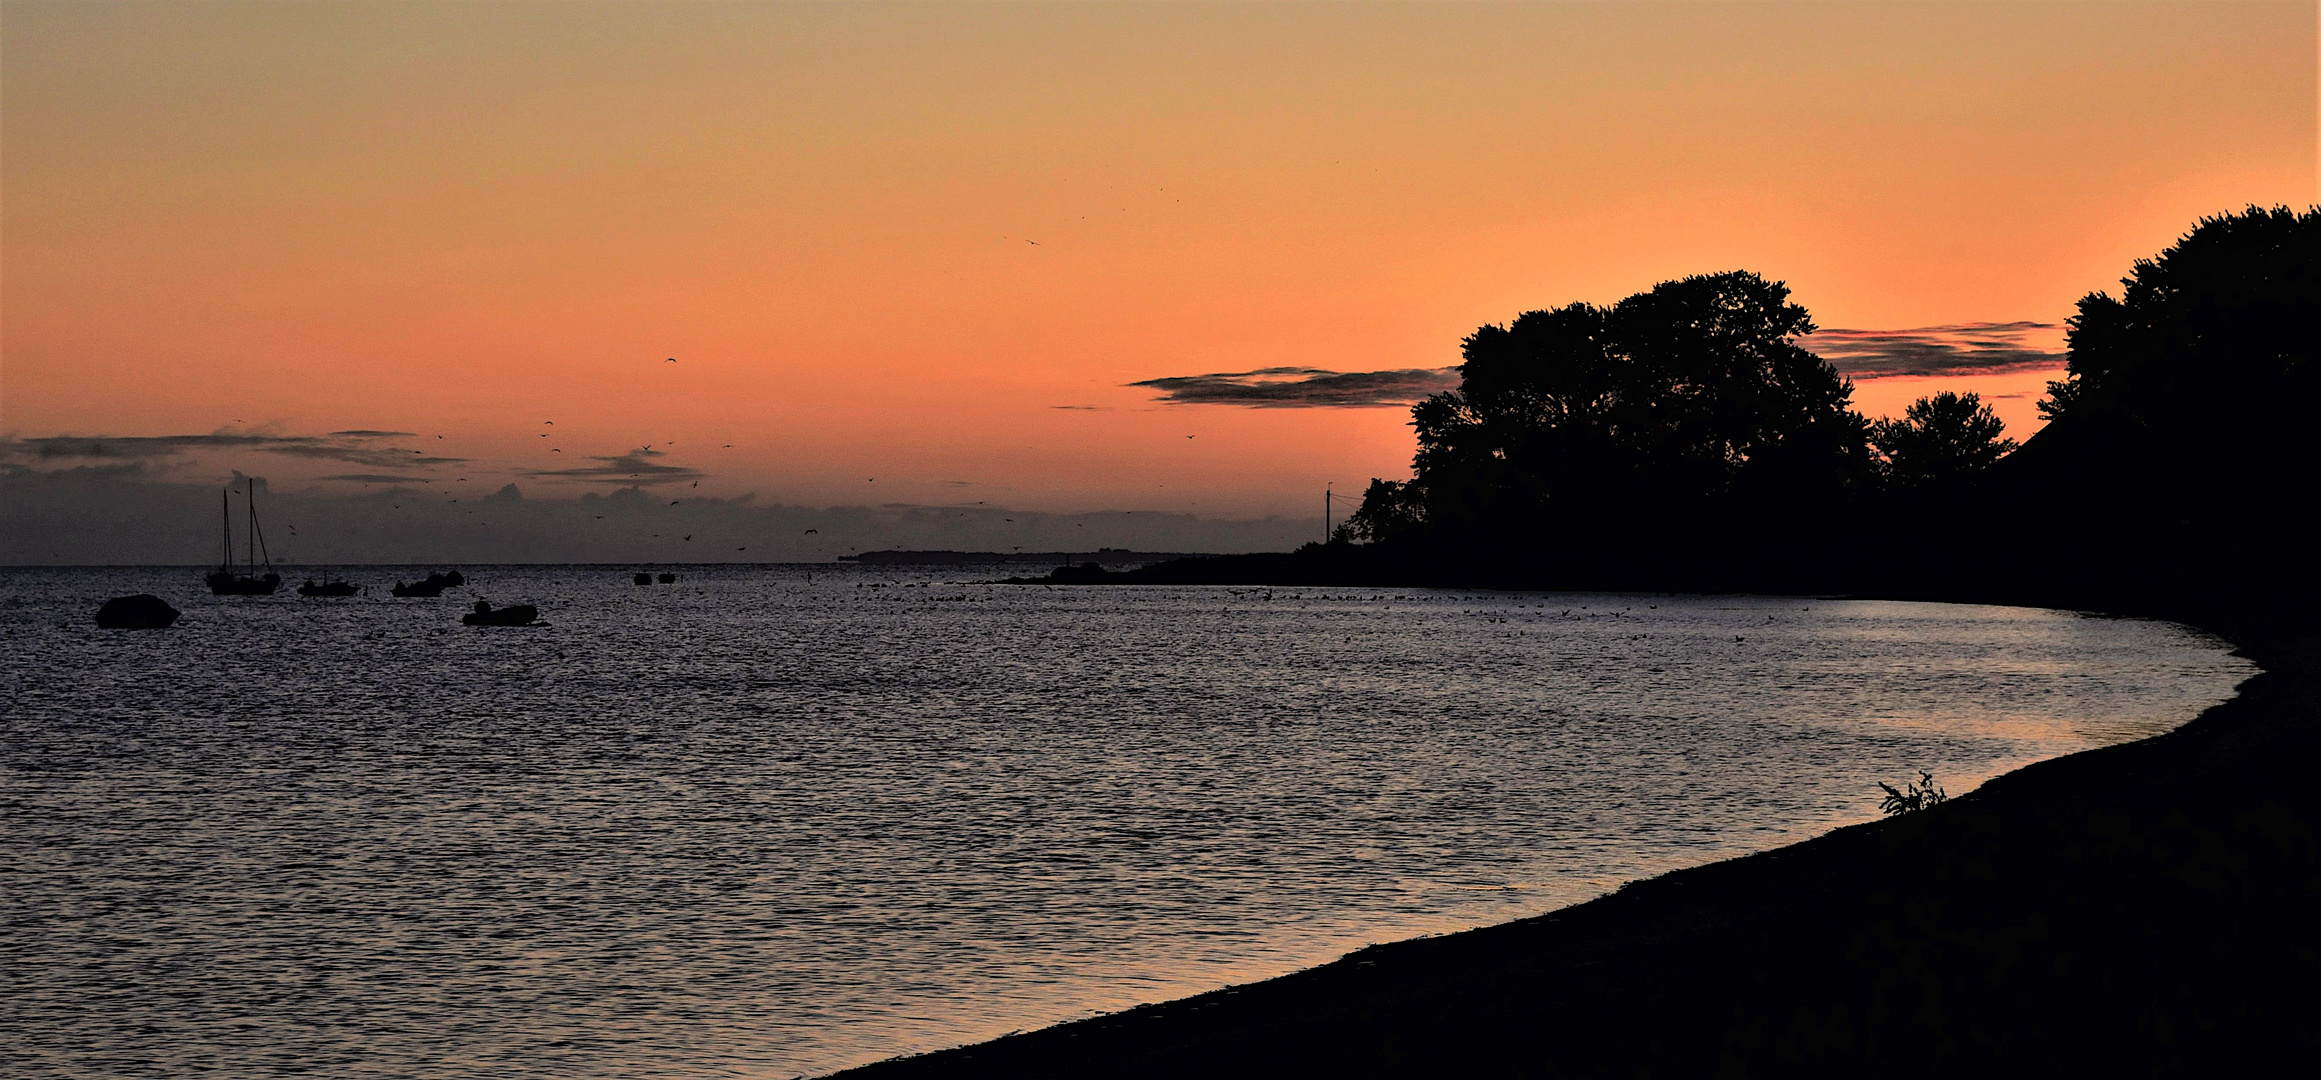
6,1 -> 2314,523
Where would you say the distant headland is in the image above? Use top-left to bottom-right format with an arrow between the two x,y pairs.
840,548 -> 1211,567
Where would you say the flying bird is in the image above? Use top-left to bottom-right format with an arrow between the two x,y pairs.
671,500 -> 680,505
684,535 -> 692,541
691,481 -> 698,488
544,421 -> 552,425
667,357 -> 677,362
804,529 -> 818,534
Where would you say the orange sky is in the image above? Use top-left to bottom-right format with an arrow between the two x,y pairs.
4,1 -> 2314,517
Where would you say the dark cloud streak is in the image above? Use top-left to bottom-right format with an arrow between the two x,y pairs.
1,431 -> 464,469
322,473 -> 437,484
1131,366 -> 1460,407
522,448 -> 706,486
1802,321 -> 2066,379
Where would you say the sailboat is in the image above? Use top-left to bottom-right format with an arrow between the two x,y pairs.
206,479 -> 282,595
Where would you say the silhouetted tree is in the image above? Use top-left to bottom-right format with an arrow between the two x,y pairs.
1871,392 -> 2015,489
1335,478 -> 1426,543
2040,205 -> 2318,437
1967,204 -> 2318,606
1347,271 -> 1871,540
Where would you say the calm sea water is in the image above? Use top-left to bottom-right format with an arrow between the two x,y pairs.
2,565 -> 2252,1077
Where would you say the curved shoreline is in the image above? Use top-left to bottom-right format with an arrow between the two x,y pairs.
835,607 -> 2317,1076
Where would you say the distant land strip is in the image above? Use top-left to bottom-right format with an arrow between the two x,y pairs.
839,549 -> 1213,566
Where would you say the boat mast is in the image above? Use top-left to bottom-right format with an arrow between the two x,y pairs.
251,480 -> 273,573
221,488 -> 233,569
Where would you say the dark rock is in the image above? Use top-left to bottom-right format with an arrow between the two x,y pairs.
96,594 -> 180,629
634,573 -> 653,585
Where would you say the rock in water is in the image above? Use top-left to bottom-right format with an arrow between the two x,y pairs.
96,594 -> 180,629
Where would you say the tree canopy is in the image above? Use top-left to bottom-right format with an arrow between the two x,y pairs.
2041,205 -> 2317,441
1361,271 -> 1876,540
1872,392 -> 2015,489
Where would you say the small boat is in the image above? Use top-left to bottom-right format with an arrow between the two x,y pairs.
657,573 -> 676,584
297,578 -> 361,597
206,480 -> 281,595
391,570 -> 466,597
633,572 -> 653,586
462,600 -> 539,626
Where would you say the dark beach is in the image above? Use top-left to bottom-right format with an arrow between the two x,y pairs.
837,608 -> 2317,1076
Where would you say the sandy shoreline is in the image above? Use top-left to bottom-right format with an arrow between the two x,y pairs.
836,608 -> 2317,1075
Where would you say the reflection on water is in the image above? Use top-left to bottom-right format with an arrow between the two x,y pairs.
1,566 -> 2251,1077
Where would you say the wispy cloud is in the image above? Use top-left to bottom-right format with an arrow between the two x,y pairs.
0,430 -> 465,469
1131,366 -> 1460,407
322,473 -> 438,484
1801,321 -> 2066,379
522,447 -> 706,486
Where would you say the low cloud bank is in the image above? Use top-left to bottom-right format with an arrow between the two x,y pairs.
1801,321 -> 2066,379
521,447 -> 706,486
1133,323 -> 2066,406
1130,366 -> 1460,407
0,471 -> 1310,564
3,429 -> 463,469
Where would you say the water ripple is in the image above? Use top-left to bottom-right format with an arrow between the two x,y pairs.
0,567 -> 2251,1077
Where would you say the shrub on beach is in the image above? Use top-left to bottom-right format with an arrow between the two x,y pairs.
1878,771 -> 1948,816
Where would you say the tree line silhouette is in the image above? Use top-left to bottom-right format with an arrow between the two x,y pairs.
1335,205 -> 2315,609
1341,271 -> 2020,545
